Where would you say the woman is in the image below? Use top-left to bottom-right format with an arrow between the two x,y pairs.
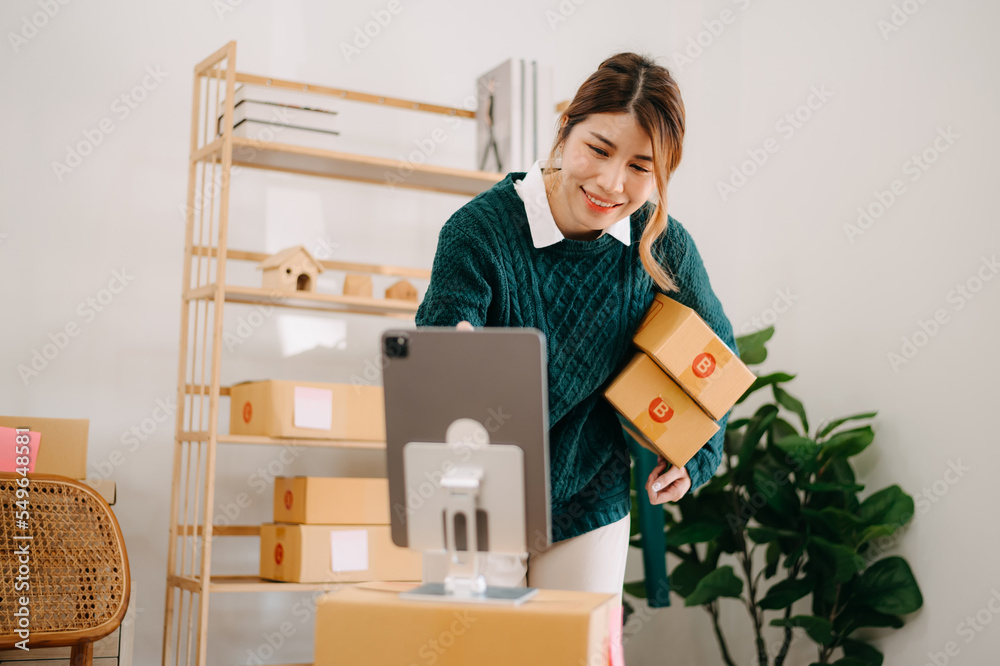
414,52 -> 738,600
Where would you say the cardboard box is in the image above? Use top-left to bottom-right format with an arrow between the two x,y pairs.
632,293 -> 755,420
274,476 -> 389,525
260,524 -> 422,583
604,353 -> 719,467
315,583 -> 616,666
82,478 -> 117,505
0,416 -> 89,479
229,380 -> 385,440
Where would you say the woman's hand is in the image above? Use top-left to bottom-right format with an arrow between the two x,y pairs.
456,320 -> 473,331
645,456 -> 691,504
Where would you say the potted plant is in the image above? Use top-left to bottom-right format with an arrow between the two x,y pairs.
624,326 -> 923,665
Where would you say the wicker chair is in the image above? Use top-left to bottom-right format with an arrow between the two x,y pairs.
0,473 -> 130,664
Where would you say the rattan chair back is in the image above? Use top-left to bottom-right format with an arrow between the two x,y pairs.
0,473 -> 130,656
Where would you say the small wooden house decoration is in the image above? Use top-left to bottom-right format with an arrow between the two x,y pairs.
385,279 -> 418,302
258,246 -> 324,293
343,274 -> 373,298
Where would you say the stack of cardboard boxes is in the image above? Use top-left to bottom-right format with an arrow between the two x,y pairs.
259,476 -> 422,583
604,293 -> 756,468
227,378 -> 423,584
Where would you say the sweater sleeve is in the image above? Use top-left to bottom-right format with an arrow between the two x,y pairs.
415,215 -> 500,328
658,216 -> 740,491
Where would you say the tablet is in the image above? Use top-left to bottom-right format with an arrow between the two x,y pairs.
381,327 -> 551,553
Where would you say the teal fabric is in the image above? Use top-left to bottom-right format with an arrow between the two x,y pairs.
415,170 -> 738,544
629,436 -> 672,607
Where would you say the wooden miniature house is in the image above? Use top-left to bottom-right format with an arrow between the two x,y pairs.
343,274 -> 373,298
385,279 -> 418,302
258,246 -> 324,293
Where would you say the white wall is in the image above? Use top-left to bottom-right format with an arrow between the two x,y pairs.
2,0 -> 998,664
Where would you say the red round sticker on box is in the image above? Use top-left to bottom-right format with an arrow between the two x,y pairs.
648,397 -> 674,423
274,543 -> 284,565
242,402 -> 253,423
692,352 -> 716,379
284,490 -> 293,510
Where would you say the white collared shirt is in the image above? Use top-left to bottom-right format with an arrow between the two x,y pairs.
512,160 -> 632,248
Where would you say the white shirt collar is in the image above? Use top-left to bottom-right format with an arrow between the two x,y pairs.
512,160 -> 632,248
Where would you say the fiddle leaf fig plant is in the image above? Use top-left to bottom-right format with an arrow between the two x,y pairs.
625,326 -> 922,665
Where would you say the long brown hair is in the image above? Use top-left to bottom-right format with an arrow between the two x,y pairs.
545,52 -> 685,293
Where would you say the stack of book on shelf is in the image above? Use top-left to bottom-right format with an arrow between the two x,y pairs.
218,84 -> 340,150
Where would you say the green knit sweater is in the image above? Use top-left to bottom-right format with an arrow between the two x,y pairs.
415,170 -> 738,542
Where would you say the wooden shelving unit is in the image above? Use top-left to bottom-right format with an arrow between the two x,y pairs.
162,41 -> 499,666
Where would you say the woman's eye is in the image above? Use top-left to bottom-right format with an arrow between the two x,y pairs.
632,165 -> 650,173
588,144 -> 608,157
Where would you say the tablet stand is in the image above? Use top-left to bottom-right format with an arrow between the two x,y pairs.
400,418 -> 538,605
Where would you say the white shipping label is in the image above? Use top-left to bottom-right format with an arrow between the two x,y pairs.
293,387 -> 333,430
330,530 -> 369,572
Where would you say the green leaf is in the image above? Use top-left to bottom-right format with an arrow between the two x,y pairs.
767,417 -> 801,451
834,606 -> 904,632
830,659 -> 870,666
739,345 -> 768,365
803,507 -> 865,542
859,485 -> 914,529
667,520 -> 725,546
856,524 -> 898,547
684,566 -> 744,607
765,541 -> 781,579
748,526 -> 800,544
821,426 -> 874,459
774,435 -> 819,476
841,638 -> 884,666
784,539 -> 807,568
802,482 -> 865,494
817,412 -> 878,439
736,372 -> 796,404
735,326 -> 774,362
623,580 -> 648,599
774,385 -> 809,434
669,561 -> 712,598
770,615 -> 834,645
752,464 -> 801,517
758,577 -> 813,610
857,556 -> 923,615
808,537 -> 866,584
736,405 -> 779,483
818,456 -> 856,485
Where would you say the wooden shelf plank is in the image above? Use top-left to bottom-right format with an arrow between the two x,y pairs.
184,283 -> 418,317
225,284 -> 418,316
227,136 -> 501,196
178,525 -> 261,537
191,245 -> 432,281
218,434 -> 385,450
176,432 -> 385,450
208,576 -> 352,593
234,70 -> 476,119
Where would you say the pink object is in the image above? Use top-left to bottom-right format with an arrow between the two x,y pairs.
609,603 -> 624,666
0,426 -> 40,473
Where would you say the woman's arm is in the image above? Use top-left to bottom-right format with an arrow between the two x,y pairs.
415,215 -> 500,328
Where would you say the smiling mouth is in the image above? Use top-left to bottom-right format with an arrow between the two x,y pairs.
582,188 -> 623,210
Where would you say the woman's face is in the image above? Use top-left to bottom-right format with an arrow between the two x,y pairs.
544,112 -> 656,241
